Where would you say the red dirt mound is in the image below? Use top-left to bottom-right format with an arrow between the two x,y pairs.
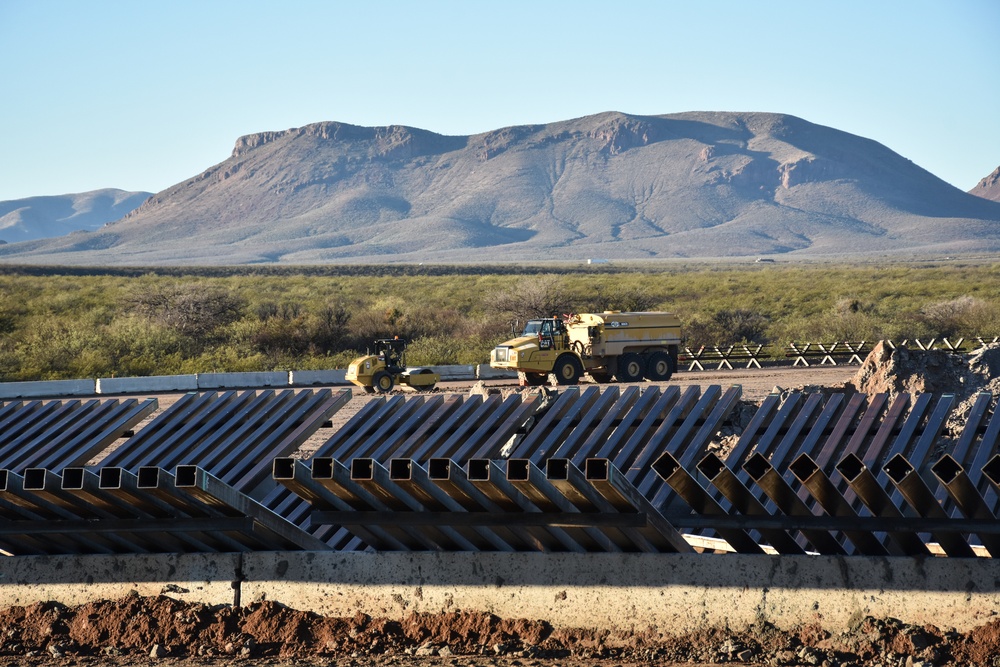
3,593 -> 1000,665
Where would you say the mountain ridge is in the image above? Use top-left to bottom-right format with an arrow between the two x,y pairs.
0,189 -> 151,244
1,111 -> 998,265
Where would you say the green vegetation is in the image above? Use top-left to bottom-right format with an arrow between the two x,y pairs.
1,262 -> 999,381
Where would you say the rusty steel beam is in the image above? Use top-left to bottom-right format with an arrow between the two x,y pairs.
622,387 -> 699,489
635,386 -> 722,500
967,399 -> 1000,513
799,393 -> 850,471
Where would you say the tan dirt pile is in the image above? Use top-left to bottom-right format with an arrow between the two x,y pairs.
848,341 -> 1000,400
4,593 -> 1000,665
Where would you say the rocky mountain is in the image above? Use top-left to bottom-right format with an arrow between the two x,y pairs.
1,112 -> 999,265
970,166 -> 1000,202
0,189 -> 151,244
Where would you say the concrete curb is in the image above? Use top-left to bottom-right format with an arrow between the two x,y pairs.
197,371 -> 291,389
289,370 -> 349,386
97,374 -> 198,394
1,364 -> 510,398
4,551 -> 1000,634
0,379 -> 96,398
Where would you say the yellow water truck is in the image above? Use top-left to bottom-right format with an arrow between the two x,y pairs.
490,311 -> 682,385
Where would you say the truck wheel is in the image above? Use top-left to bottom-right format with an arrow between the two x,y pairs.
519,371 -> 549,386
645,351 -> 674,381
372,370 -> 395,393
553,355 -> 583,385
614,353 -> 644,383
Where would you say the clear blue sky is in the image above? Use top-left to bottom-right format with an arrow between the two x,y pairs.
1,0 -> 997,202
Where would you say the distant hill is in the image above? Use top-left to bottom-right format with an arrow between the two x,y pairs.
0,189 -> 151,244
1,112 -> 999,265
970,166 -> 1000,202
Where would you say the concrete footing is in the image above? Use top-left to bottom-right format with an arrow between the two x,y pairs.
4,551 -> 999,634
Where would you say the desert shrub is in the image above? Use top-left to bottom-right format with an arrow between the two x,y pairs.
125,283 -> 245,344
582,284 -> 658,313
2,263 -> 1000,379
918,296 -> 1000,339
485,275 -> 571,325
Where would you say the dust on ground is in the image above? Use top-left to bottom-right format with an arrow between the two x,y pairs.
4,593 -> 1000,666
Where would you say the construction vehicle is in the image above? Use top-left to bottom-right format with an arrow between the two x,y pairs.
490,311 -> 682,385
346,338 -> 439,393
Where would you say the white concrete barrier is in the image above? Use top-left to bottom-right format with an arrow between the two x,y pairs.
4,551 -> 1000,635
197,371 -> 290,389
433,365 -> 477,380
0,553 -> 240,607
289,370 -> 348,386
476,364 -> 517,380
0,379 -> 96,399
96,374 -> 199,394
240,552 -> 1000,635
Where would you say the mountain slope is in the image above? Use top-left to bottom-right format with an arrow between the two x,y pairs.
0,189 -> 151,244
2,112 -> 998,265
970,166 -> 1000,202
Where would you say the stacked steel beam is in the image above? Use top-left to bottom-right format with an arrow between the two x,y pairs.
0,389 -> 348,554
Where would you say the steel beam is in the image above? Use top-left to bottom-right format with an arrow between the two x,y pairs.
466,458 -> 580,552
652,451 -> 764,554
742,453 -> 846,555
789,453 -> 889,556
931,454 -> 1000,556
583,458 -> 693,553
696,453 -> 804,554
506,458 -> 614,551
272,457 -> 398,549
835,453 -> 929,556
174,465 -> 331,551
882,454 -> 976,558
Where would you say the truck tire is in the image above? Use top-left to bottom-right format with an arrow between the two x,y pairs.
644,350 -> 674,381
372,370 -> 395,393
553,354 -> 583,385
589,371 -> 613,383
614,353 -> 645,383
519,371 -> 549,386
